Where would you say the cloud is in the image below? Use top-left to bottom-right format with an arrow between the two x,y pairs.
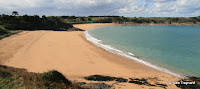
0,0 -> 199,17
53,0 -> 124,15
0,0 -> 126,16
146,0 -> 176,3
118,2 -> 150,17
146,0 -> 200,17
0,0 -> 48,9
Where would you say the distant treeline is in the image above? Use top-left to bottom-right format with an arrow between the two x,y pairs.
0,14 -> 73,30
1,13 -> 200,39
88,16 -> 120,17
59,15 -> 200,24
1,13 -> 200,32
60,16 -> 77,19
92,17 -> 200,24
60,15 -> 120,19
127,17 -> 200,24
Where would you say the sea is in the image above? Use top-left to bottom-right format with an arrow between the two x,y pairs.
85,25 -> 200,77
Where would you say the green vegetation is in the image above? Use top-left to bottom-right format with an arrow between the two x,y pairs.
12,11 -> 19,16
0,14 -> 73,30
0,65 -> 88,89
1,64 -> 199,89
0,26 -> 8,35
60,15 -> 200,25
1,12 -> 200,39
0,13 -> 85,39
0,25 -> 22,39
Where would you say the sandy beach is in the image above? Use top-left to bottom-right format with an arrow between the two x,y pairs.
0,23 -> 181,89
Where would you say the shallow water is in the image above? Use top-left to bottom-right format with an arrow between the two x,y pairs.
87,25 -> 200,77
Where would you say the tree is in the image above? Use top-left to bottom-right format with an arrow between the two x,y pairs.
12,11 -> 19,16
171,18 -> 179,22
88,18 -> 92,21
122,16 -> 129,22
69,16 -> 76,19
42,15 -> 47,20
80,17 -> 85,21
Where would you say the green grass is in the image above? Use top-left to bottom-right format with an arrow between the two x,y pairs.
64,18 -> 92,24
0,25 -> 23,40
0,26 -> 9,35
0,30 -> 22,40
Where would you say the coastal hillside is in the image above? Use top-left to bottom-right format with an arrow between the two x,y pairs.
0,65 -> 89,89
0,14 -> 83,39
2,13 -> 199,26
1,64 -> 199,89
0,14 -> 73,30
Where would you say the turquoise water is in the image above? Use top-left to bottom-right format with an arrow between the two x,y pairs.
87,25 -> 200,77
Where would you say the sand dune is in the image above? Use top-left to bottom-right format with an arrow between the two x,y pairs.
0,23 -> 180,89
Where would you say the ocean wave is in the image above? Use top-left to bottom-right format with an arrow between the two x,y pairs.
84,29 -> 183,78
128,52 -> 135,56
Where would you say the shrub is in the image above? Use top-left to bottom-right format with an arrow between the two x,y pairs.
0,69 -> 12,78
0,26 -> 8,35
41,70 -> 71,86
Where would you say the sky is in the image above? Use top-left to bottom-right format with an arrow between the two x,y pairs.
0,0 -> 200,17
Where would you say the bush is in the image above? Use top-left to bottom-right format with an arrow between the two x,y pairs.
0,69 -> 12,78
0,26 -> 8,35
41,70 -> 71,86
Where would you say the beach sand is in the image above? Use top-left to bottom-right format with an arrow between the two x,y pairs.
0,23 -> 180,89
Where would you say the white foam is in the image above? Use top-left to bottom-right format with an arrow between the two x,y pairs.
84,29 -> 184,78
128,52 -> 135,56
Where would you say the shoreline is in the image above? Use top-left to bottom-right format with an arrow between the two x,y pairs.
1,23 -> 181,89
84,27 -> 183,78
74,23 -> 181,88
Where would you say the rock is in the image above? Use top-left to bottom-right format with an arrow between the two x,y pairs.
84,75 -> 115,81
85,83 -> 113,89
76,82 -> 87,86
115,78 -> 128,82
84,75 -> 128,82
176,77 -> 200,89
